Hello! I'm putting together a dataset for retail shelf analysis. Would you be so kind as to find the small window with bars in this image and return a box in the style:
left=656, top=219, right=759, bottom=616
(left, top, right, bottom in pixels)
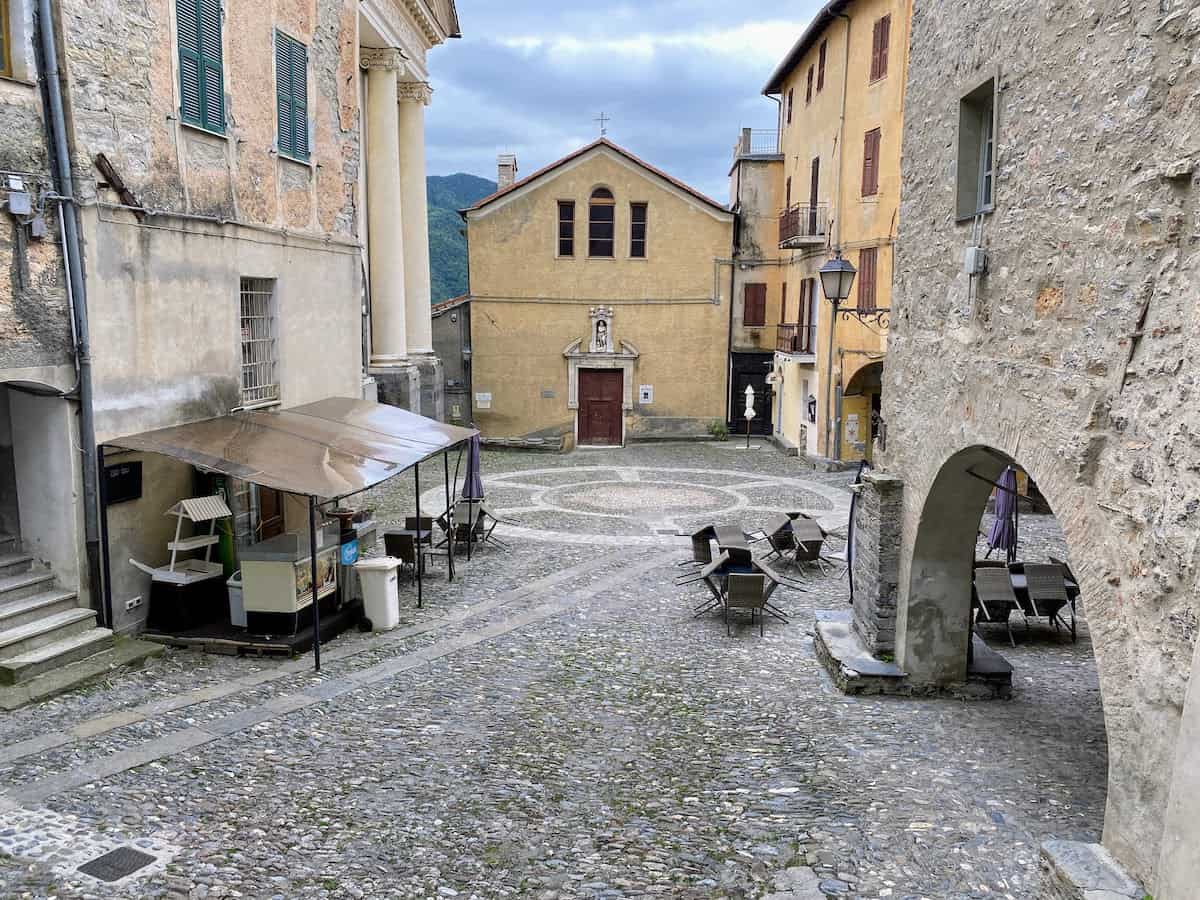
left=275, top=30, right=309, bottom=161
left=630, top=202, right=647, bottom=258
left=557, top=200, right=575, bottom=256
left=239, top=277, right=280, bottom=407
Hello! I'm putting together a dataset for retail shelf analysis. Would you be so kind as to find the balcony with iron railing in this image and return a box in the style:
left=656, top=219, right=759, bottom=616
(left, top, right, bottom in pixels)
left=778, top=203, right=830, bottom=248
left=733, top=128, right=781, bottom=161
left=776, top=323, right=817, bottom=356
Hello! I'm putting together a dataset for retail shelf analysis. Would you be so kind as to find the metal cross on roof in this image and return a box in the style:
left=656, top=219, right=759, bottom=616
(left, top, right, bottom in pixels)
left=595, top=111, right=610, bottom=137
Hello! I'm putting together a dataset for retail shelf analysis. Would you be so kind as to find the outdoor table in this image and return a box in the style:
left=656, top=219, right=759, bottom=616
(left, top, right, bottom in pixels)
left=714, top=525, right=750, bottom=550
left=393, top=528, right=433, bottom=545
left=1009, top=572, right=1080, bottom=602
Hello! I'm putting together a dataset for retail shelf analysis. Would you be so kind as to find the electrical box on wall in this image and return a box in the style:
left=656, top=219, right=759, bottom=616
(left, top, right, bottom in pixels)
left=963, top=246, right=988, bottom=276
left=104, top=461, right=143, bottom=505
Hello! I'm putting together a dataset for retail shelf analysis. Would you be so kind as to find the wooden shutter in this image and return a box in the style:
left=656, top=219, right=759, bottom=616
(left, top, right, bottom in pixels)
left=862, top=129, right=880, bottom=196
left=177, top=0, right=224, bottom=132
left=871, top=16, right=891, bottom=81
left=780, top=282, right=788, bottom=324
left=806, top=66, right=814, bottom=103
left=817, top=40, right=826, bottom=91
left=744, top=283, right=767, bottom=327
left=857, top=248, right=877, bottom=311
left=787, top=89, right=794, bottom=124
left=276, top=32, right=309, bottom=160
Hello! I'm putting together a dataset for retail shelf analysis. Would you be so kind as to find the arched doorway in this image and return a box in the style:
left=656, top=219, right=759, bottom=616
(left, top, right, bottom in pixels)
left=840, top=360, right=882, bottom=462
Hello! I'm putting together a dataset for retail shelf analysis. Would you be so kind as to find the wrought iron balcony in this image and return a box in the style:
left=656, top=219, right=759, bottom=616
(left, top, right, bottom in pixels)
left=776, top=323, right=817, bottom=355
left=778, top=203, right=829, bottom=248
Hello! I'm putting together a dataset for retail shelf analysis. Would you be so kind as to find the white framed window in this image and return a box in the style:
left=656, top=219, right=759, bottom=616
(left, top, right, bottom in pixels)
left=239, top=277, right=280, bottom=407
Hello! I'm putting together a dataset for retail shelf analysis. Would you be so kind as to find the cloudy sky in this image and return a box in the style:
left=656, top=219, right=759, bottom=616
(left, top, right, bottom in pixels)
left=425, top=1, right=822, bottom=201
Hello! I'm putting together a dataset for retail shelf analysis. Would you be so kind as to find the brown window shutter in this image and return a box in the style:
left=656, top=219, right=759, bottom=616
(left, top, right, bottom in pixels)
left=745, top=283, right=767, bottom=326
left=787, top=88, right=794, bottom=124
left=780, top=282, right=788, bottom=324
left=817, top=41, right=827, bottom=91
left=857, top=248, right=877, bottom=310
left=786, top=176, right=792, bottom=208
left=878, top=16, right=890, bottom=79
left=806, top=66, right=814, bottom=103
left=862, top=129, right=880, bottom=196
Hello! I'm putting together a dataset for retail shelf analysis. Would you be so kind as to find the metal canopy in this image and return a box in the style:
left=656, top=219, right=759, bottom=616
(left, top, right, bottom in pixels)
left=104, top=397, right=479, bottom=500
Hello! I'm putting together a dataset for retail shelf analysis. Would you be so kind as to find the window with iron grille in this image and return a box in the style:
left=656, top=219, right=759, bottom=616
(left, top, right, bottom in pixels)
left=557, top=200, right=575, bottom=256
left=239, top=277, right=280, bottom=407
left=177, top=0, right=224, bottom=133
left=630, top=202, right=647, bottom=258
left=275, top=30, right=309, bottom=161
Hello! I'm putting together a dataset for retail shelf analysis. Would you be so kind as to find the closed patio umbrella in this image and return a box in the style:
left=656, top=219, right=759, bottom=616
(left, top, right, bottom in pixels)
left=986, top=466, right=1019, bottom=563
left=460, top=434, right=484, bottom=558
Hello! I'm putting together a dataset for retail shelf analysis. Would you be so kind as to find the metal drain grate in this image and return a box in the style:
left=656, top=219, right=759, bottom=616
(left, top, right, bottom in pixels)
left=77, top=846, right=157, bottom=882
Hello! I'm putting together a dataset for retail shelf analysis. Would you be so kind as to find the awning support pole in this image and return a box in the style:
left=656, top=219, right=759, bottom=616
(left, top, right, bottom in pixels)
left=309, top=495, right=321, bottom=672
left=443, top=450, right=454, bottom=582
left=415, top=464, right=423, bottom=609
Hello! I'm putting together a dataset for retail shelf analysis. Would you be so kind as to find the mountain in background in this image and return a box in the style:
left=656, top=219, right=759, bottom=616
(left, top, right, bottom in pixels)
left=427, top=173, right=496, bottom=303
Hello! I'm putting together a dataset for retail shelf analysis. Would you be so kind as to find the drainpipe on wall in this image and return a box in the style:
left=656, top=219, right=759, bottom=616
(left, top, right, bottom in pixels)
left=36, top=0, right=105, bottom=624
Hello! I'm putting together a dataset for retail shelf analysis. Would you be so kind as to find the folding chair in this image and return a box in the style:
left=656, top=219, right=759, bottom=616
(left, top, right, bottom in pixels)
left=725, top=573, right=769, bottom=636
left=1026, top=562, right=1075, bottom=641
left=973, top=566, right=1019, bottom=647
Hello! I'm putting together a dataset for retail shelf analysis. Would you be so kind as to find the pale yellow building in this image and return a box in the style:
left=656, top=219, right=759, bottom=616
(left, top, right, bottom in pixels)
left=463, top=139, right=735, bottom=446
left=762, top=0, right=910, bottom=462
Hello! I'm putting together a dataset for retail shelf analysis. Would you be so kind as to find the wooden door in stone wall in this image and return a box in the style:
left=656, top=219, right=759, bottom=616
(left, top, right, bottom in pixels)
left=578, top=369, right=623, bottom=446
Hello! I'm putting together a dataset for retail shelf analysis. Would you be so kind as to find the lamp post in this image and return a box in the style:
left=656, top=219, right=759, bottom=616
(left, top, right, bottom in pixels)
left=818, top=251, right=857, bottom=461
left=744, top=384, right=756, bottom=450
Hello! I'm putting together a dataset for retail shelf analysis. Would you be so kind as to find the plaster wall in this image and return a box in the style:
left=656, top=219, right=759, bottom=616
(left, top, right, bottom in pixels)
left=467, top=147, right=733, bottom=440
left=731, top=157, right=786, bottom=353
left=774, top=357, right=818, bottom=457
left=770, top=0, right=906, bottom=459
left=882, top=0, right=1200, bottom=888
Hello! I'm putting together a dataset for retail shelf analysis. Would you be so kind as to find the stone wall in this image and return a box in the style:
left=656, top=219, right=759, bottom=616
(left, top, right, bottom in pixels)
left=881, top=0, right=1199, bottom=889
left=850, top=471, right=902, bottom=656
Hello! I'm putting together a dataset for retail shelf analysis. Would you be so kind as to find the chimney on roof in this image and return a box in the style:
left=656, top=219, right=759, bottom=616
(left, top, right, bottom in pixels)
left=497, top=153, right=518, bottom=190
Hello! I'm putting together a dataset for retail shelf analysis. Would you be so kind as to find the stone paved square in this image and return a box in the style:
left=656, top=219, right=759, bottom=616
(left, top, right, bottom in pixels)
left=0, top=444, right=1105, bottom=899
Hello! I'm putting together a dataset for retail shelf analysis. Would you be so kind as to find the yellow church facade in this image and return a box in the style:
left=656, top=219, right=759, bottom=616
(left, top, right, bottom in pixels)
left=763, top=0, right=911, bottom=462
left=463, top=139, right=735, bottom=447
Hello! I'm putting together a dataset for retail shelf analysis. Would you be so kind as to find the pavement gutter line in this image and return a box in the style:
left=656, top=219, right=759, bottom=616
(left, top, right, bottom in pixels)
left=5, top=554, right=667, bottom=806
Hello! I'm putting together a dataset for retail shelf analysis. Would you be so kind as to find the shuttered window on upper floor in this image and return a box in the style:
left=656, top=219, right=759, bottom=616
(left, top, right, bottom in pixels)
left=744, top=283, right=767, bottom=327
left=862, top=128, right=881, bottom=197
left=177, top=0, right=225, bottom=133
left=0, top=0, right=12, bottom=79
left=806, top=65, right=814, bottom=103
left=817, top=40, right=827, bottom=91
left=870, top=15, right=891, bottom=82
left=857, top=247, right=878, bottom=311
left=275, top=30, right=309, bottom=161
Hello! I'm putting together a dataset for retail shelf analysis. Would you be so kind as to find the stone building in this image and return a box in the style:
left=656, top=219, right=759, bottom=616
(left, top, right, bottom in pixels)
left=463, top=140, right=735, bottom=447
left=759, top=0, right=908, bottom=463
left=0, top=0, right=458, bottom=692
left=727, top=128, right=786, bottom=438
left=847, top=0, right=1200, bottom=894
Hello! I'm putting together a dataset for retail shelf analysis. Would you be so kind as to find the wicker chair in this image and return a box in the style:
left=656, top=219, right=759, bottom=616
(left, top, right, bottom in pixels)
left=1025, top=563, right=1075, bottom=641
left=974, top=566, right=1020, bottom=647
left=725, top=573, right=769, bottom=636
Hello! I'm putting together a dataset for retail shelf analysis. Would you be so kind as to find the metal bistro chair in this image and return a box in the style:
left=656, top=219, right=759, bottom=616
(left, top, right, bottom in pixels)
left=790, top=519, right=829, bottom=576
left=973, top=566, right=1020, bottom=647
left=725, top=573, right=769, bottom=636
left=384, top=531, right=439, bottom=578
left=1026, top=562, right=1076, bottom=641
left=753, top=558, right=806, bottom=623
left=683, top=552, right=731, bottom=618
left=675, top=529, right=714, bottom=578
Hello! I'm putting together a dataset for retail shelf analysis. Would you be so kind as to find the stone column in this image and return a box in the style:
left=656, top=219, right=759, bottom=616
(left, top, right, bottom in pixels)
left=851, top=471, right=903, bottom=656
left=361, top=49, right=407, bottom=365
left=397, top=81, right=434, bottom=356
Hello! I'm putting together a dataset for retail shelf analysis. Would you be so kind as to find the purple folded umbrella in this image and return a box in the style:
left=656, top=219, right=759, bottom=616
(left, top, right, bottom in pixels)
left=987, top=466, right=1019, bottom=562
left=461, top=433, right=484, bottom=501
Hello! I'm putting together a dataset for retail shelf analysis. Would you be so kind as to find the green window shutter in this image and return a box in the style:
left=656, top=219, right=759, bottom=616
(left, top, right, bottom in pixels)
left=275, top=31, right=309, bottom=160
left=177, top=0, right=224, bottom=132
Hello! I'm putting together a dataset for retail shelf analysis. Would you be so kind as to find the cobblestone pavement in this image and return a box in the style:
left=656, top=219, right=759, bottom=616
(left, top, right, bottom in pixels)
left=0, top=443, right=1106, bottom=900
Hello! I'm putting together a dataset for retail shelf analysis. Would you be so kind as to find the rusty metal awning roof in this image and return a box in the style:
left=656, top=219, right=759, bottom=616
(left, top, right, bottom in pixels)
left=104, top=397, right=479, bottom=499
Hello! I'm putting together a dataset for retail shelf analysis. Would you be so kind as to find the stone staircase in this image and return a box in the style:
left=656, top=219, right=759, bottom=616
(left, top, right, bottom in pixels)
left=0, top=534, right=162, bottom=709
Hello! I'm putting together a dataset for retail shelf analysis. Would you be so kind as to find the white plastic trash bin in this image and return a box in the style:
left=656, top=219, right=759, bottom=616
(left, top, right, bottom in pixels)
left=227, top=570, right=246, bottom=628
left=354, top=557, right=402, bottom=631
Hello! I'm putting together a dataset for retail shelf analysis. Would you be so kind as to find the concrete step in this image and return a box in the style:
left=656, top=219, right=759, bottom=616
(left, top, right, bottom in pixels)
left=0, top=626, right=114, bottom=685
left=0, top=636, right=164, bottom=709
left=0, top=607, right=97, bottom=661
left=0, top=569, right=57, bottom=604
left=0, top=552, right=34, bottom=578
left=0, top=589, right=80, bottom=632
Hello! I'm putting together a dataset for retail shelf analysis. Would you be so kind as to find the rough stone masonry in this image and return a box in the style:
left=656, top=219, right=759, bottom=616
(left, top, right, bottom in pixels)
left=877, top=0, right=1199, bottom=891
